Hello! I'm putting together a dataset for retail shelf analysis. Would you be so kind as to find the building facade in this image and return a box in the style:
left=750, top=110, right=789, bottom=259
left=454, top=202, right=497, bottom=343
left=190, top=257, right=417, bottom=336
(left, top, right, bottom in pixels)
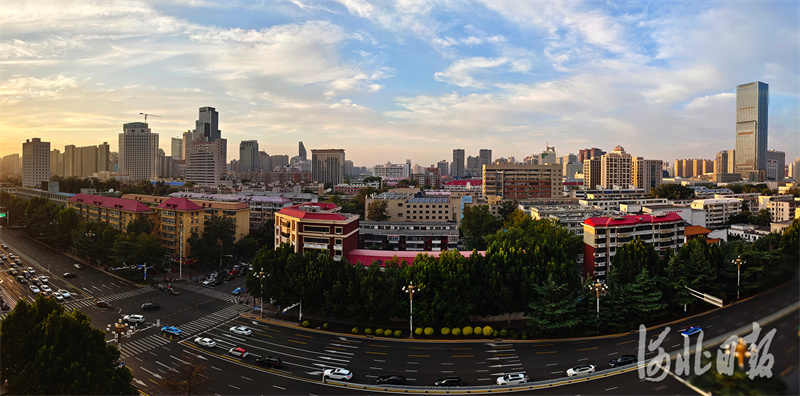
left=766, top=150, right=785, bottom=181
left=359, top=221, right=459, bottom=251
left=690, top=198, right=742, bottom=229
left=483, top=163, right=562, bottom=199
left=735, top=81, right=769, bottom=178
left=119, top=122, right=159, bottom=182
left=311, top=149, right=345, bottom=186
left=452, top=149, right=465, bottom=178
left=67, top=193, right=155, bottom=232
left=274, top=202, right=359, bottom=261
left=239, top=140, right=260, bottom=173
left=600, top=145, right=632, bottom=188
left=22, top=138, right=50, bottom=188
left=632, top=157, right=663, bottom=192
left=185, top=107, right=227, bottom=186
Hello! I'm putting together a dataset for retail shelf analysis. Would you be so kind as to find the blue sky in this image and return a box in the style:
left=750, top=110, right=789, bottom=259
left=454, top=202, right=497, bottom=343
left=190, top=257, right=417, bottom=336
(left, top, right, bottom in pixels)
left=1, top=0, right=798, bottom=169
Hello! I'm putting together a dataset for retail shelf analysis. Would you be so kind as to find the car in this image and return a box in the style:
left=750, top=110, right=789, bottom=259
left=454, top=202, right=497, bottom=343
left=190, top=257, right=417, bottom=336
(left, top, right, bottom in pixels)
left=74, top=263, right=82, bottom=269
left=29, top=284, right=41, bottom=294
left=95, top=300, right=113, bottom=309
left=0, top=254, right=5, bottom=260
left=16, top=276, right=26, bottom=283
left=161, top=326, right=182, bottom=336
left=194, top=337, right=216, bottom=348
left=609, top=355, right=637, bottom=367
left=496, top=373, right=529, bottom=385
left=64, top=272, right=77, bottom=278
left=229, top=347, right=248, bottom=358
left=202, top=277, right=216, bottom=285
left=376, top=375, right=407, bottom=385
left=39, top=276, right=48, bottom=283
left=40, top=284, right=52, bottom=293
left=52, top=293, right=64, bottom=302
left=9, top=269, right=18, bottom=276
left=323, top=368, right=353, bottom=381
left=681, top=326, right=702, bottom=337
left=14, top=259, right=22, bottom=266
left=566, top=364, right=596, bottom=377
left=22, top=270, right=30, bottom=278
left=57, top=289, right=71, bottom=298
left=1, top=243, right=7, bottom=249
left=228, top=268, right=238, bottom=276
left=434, top=376, right=464, bottom=386
left=256, top=356, right=282, bottom=368
left=232, top=287, right=245, bottom=295
left=124, top=314, right=145, bottom=323
left=141, top=302, right=161, bottom=311
left=27, top=267, right=35, bottom=274
left=230, top=326, right=252, bottom=336
left=9, top=262, right=17, bottom=269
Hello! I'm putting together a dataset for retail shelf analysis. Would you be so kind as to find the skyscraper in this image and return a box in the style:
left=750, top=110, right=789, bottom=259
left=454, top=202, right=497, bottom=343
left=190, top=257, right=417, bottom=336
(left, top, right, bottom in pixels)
left=22, top=138, right=50, bottom=188
left=600, top=145, right=632, bottom=189
left=311, top=149, right=345, bottom=186
left=299, top=141, right=307, bottom=160
left=734, top=81, right=768, bottom=179
left=239, top=140, right=260, bottom=172
left=119, top=122, right=159, bottom=181
left=767, top=150, right=785, bottom=181
left=171, top=137, right=183, bottom=160
left=185, top=107, right=227, bottom=186
left=479, top=149, right=492, bottom=169
left=452, top=149, right=465, bottom=178
left=437, top=160, right=449, bottom=177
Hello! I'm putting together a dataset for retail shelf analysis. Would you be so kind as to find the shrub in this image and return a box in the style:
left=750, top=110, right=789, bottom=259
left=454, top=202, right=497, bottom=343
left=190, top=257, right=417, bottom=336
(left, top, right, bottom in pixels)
left=414, top=327, right=423, bottom=336
left=441, top=327, right=451, bottom=336
left=451, top=327, right=461, bottom=336
left=493, top=330, right=499, bottom=338
left=394, top=330, right=402, bottom=337
left=522, top=332, right=529, bottom=340
left=511, top=331, right=519, bottom=340
left=301, top=320, right=310, bottom=328
left=462, top=326, right=473, bottom=336
left=474, top=326, right=482, bottom=336
left=351, top=327, right=359, bottom=335
left=424, top=327, right=434, bottom=336
left=365, top=328, right=373, bottom=335
left=500, top=329, right=508, bottom=338
left=323, top=323, right=329, bottom=330
left=376, top=328, right=384, bottom=335
left=482, top=326, right=493, bottom=337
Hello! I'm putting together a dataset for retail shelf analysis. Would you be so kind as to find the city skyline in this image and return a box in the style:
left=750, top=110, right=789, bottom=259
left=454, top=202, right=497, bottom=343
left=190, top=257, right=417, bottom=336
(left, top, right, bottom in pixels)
left=1, top=1, right=798, bottom=167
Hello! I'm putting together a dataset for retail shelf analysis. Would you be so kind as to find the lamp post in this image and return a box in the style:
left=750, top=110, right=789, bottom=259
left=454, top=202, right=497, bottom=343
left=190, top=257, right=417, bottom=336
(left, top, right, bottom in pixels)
left=588, top=279, right=608, bottom=318
left=257, top=271, right=267, bottom=318
left=402, top=282, right=419, bottom=338
left=106, top=319, right=130, bottom=354
left=732, top=255, right=745, bottom=300
left=85, top=230, right=95, bottom=264
left=179, top=225, right=183, bottom=280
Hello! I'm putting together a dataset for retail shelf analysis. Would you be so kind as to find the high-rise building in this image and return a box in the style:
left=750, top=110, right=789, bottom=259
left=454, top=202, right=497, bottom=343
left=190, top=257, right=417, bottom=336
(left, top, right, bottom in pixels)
left=583, top=157, right=601, bottom=190
left=258, top=151, right=271, bottom=171
left=452, top=149, right=465, bottom=178
left=735, top=81, right=768, bottom=179
left=466, top=156, right=481, bottom=176
left=540, top=145, right=557, bottom=165
left=119, top=122, right=159, bottom=182
left=483, top=163, right=562, bottom=199
left=715, top=150, right=731, bottom=174
left=600, top=145, right=632, bottom=189
left=311, top=149, right=345, bottom=186
left=1, top=154, right=20, bottom=175
left=344, top=159, right=354, bottom=177
left=50, top=149, right=61, bottom=176
left=437, top=160, right=449, bottom=177
left=299, top=141, right=307, bottom=160
left=22, top=138, right=50, bottom=188
left=479, top=149, right=492, bottom=169
left=171, top=137, right=183, bottom=160
left=185, top=107, right=227, bottom=186
left=632, top=158, right=663, bottom=192
left=766, top=150, right=785, bottom=181
left=239, top=140, right=260, bottom=173
left=579, top=147, right=606, bottom=163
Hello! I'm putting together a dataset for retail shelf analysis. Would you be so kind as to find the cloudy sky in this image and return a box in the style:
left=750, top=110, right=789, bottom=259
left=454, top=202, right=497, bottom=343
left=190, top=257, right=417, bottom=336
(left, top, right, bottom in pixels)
left=1, top=0, right=798, bottom=168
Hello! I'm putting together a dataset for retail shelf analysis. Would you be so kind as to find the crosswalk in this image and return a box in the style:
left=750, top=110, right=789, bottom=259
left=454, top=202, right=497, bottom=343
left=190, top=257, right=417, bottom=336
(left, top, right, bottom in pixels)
left=179, top=283, right=239, bottom=303
left=118, top=334, right=171, bottom=359
left=62, top=287, right=157, bottom=311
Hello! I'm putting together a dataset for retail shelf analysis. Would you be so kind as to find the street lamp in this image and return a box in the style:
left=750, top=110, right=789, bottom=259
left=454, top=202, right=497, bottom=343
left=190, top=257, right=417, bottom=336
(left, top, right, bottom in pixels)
left=732, top=255, right=746, bottom=300
left=85, top=230, right=95, bottom=264
left=106, top=319, right=131, bottom=354
left=588, top=279, right=608, bottom=318
left=402, top=282, right=419, bottom=338
left=257, top=271, right=267, bottom=318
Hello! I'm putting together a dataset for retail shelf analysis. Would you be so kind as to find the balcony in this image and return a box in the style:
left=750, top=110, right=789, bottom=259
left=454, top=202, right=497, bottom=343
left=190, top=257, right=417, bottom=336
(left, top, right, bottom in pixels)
left=304, top=242, right=329, bottom=250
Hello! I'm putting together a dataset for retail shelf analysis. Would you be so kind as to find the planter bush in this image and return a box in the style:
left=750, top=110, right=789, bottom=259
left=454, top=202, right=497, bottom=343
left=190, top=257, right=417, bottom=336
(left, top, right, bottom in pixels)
left=441, top=327, right=451, bottom=336
left=500, top=329, right=508, bottom=338
left=414, top=327, right=423, bottom=336
left=424, top=327, right=434, bottom=336
left=474, top=326, right=482, bottom=336
left=462, top=326, right=473, bottom=336
left=301, top=320, right=310, bottom=328
left=365, top=328, right=373, bottom=335
left=351, top=327, right=359, bottom=335
left=376, top=328, right=384, bottom=335
left=492, top=330, right=499, bottom=338
left=482, top=326, right=493, bottom=337
left=511, top=331, right=519, bottom=340
left=451, top=327, right=461, bottom=336
left=393, top=330, right=402, bottom=337
left=323, top=323, right=329, bottom=330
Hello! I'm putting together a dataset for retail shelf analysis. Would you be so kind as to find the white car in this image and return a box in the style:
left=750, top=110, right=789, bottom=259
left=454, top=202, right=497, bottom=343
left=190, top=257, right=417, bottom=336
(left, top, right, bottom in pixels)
left=123, top=314, right=145, bottom=323
left=39, top=276, right=49, bottom=283
left=496, top=373, right=529, bottom=385
left=27, top=267, right=35, bottom=274
left=29, top=285, right=41, bottom=294
left=41, top=284, right=52, bottom=293
left=53, top=293, right=64, bottom=302
left=566, top=364, right=596, bottom=377
left=323, top=368, right=354, bottom=381
left=230, top=326, right=252, bottom=336
left=57, top=289, right=71, bottom=298
left=194, top=337, right=216, bottom=347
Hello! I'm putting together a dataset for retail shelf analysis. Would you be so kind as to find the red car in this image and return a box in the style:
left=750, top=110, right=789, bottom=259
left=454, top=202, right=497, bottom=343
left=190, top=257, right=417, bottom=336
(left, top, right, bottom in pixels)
left=229, top=347, right=248, bottom=358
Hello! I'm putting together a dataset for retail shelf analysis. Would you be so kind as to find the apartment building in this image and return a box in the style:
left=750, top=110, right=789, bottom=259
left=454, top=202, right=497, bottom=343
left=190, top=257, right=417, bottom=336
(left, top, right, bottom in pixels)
left=768, top=199, right=800, bottom=222
left=482, top=163, right=562, bottom=199
left=690, top=198, right=742, bottom=229
left=274, top=202, right=359, bottom=261
left=582, top=213, right=685, bottom=282
left=67, top=193, right=155, bottom=232
left=359, top=221, right=459, bottom=251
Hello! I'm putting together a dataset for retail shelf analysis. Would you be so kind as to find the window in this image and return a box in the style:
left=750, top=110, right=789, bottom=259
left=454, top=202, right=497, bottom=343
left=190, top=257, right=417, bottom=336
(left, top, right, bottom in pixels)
left=335, top=227, right=343, bottom=234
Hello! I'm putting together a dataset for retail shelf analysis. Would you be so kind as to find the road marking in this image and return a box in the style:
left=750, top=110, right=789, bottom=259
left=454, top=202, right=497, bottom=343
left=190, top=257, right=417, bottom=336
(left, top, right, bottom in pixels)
left=654, top=385, right=666, bottom=391
left=671, top=344, right=680, bottom=348
left=408, top=354, right=429, bottom=357
left=241, top=376, right=252, bottom=380
left=476, top=369, right=488, bottom=372
left=617, top=340, right=634, bottom=345
left=272, top=385, right=284, bottom=390
left=367, top=351, right=387, bottom=355
left=326, top=346, right=345, bottom=351
left=370, top=344, right=389, bottom=348
left=709, top=316, right=719, bottom=320
left=494, top=353, right=515, bottom=356
left=578, top=358, right=588, bottom=361
left=605, top=387, right=618, bottom=391
left=212, top=366, right=222, bottom=371
left=786, top=345, right=797, bottom=354
left=577, top=347, right=598, bottom=351
left=256, top=332, right=273, bottom=337
left=551, top=371, right=561, bottom=374
left=441, top=370, right=453, bottom=373
left=452, top=355, right=474, bottom=358
left=405, top=369, right=417, bottom=372
left=780, top=366, right=794, bottom=377
left=407, top=361, right=419, bottom=364
left=370, top=366, right=382, bottom=370
left=546, top=363, right=558, bottom=366
left=441, top=362, right=453, bottom=365
left=374, top=359, right=385, bottom=362
left=536, top=351, right=556, bottom=354
left=573, top=340, right=591, bottom=344
left=532, top=343, right=553, bottom=347
left=452, top=347, right=472, bottom=350
left=228, top=385, right=240, bottom=390
left=608, top=352, right=618, bottom=355
left=289, top=339, right=307, bottom=345
left=294, top=333, right=313, bottom=338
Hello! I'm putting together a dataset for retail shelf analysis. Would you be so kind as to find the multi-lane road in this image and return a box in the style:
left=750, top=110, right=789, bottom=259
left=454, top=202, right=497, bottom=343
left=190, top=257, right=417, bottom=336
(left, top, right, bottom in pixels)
left=1, top=227, right=797, bottom=394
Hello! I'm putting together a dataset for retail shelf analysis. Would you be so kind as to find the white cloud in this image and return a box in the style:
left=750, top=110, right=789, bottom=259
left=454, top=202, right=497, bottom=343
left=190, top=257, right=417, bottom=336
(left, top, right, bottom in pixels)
left=434, top=57, right=509, bottom=88
left=0, top=74, right=80, bottom=104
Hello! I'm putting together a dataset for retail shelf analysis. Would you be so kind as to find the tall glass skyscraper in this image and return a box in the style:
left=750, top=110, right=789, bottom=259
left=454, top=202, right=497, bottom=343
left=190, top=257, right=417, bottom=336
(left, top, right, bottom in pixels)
left=734, top=81, right=768, bottom=179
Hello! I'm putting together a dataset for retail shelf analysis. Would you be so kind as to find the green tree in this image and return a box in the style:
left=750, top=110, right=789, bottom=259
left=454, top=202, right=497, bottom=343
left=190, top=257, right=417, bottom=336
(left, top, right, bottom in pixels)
left=126, top=214, right=155, bottom=236
left=497, top=200, right=520, bottom=224
left=233, top=236, right=260, bottom=263
left=0, top=296, right=136, bottom=394
left=649, top=184, right=695, bottom=199
left=526, top=275, right=581, bottom=336
left=460, top=205, right=501, bottom=250
left=367, top=199, right=390, bottom=221
left=188, top=216, right=236, bottom=270
left=608, top=237, right=662, bottom=284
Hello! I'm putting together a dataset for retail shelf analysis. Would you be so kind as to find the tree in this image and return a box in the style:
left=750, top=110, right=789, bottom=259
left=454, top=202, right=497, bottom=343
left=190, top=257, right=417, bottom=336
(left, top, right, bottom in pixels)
left=649, top=184, right=695, bottom=200
left=188, top=216, right=236, bottom=270
left=367, top=199, right=390, bottom=221
left=0, top=296, right=136, bottom=394
left=157, top=353, right=211, bottom=395
left=126, top=214, right=155, bottom=236
left=497, top=200, right=520, bottom=224
left=459, top=205, right=501, bottom=250
left=526, top=275, right=581, bottom=336
left=691, top=355, right=787, bottom=395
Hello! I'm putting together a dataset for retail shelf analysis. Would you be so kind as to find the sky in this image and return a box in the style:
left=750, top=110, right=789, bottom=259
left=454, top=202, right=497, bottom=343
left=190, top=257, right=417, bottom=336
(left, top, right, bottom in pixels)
left=1, top=0, right=798, bottom=169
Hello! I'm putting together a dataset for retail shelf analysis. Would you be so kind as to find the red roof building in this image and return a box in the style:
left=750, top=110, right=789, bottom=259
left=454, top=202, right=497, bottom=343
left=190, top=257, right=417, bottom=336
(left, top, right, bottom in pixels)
left=67, top=193, right=154, bottom=232
left=347, top=249, right=485, bottom=267
left=581, top=213, right=684, bottom=282
left=275, top=203, right=359, bottom=261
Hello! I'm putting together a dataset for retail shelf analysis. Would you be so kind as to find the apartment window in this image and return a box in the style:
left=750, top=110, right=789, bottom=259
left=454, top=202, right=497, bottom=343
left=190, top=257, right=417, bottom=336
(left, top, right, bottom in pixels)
left=335, top=227, right=343, bottom=234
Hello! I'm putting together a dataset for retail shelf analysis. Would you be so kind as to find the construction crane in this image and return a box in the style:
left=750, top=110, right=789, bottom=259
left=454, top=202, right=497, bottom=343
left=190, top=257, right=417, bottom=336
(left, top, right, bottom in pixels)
left=139, top=113, right=162, bottom=123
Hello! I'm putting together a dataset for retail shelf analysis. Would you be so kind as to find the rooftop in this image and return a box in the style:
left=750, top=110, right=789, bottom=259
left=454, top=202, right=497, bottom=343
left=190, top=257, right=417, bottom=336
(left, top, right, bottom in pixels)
left=347, top=249, right=485, bottom=267
left=69, top=194, right=152, bottom=213
left=278, top=202, right=355, bottom=221
left=583, top=213, right=683, bottom=227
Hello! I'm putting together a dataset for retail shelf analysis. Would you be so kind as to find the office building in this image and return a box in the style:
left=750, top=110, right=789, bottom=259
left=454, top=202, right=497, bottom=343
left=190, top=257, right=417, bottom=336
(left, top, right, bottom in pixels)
left=359, top=221, right=459, bottom=251
left=600, top=145, right=632, bottom=189
left=274, top=202, right=359, bottom=261
left=50, top=149, right=61, bottom=177
left=171, top=137, right=183, bottom=160
left=119, top=122, right=159, bottom=182
left=1, top=154, right=20, bottom=175
left=311, top=149, right=345, bottom=186
left=583, top=157, right=602, bottom=190
left=766, top=150, right=785, bottom=181
left=185, top=107, right=227, bottom=186
left=579, top=147, right=605, bottom=163
left=437, top=160, right=449, bottom=177
left=735, top=81, right=769, bottom=178
left=632, top=158, right=663, bottom=192
left=239, top=140, right=260, bottom=173
left=483, top=163, right=562, bottom=199
left=299, top=141, right=307, bottom=160
left=479, top=149, right=492, bottom=169
left=22, top=138, right=50, bottom=188
left=452, top=149, right=465, bottom=178
left=372, top=162, right=411, bottom=178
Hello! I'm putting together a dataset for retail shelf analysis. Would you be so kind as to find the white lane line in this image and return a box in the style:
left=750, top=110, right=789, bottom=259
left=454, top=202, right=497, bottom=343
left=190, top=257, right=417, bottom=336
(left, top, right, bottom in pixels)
left=607, top=352, right=618, bottom=356
left=578, top=358, right=588, bottom=361
left=374, top=359, right=385, bottom=362
left=405, top=369, right=417, bottom=373
left=211, top=366, right=222, bottom=371
left=229, top=385, right=240, bottom=390
left=407, top=362, right=419, bottom=365
left=671, top=344, right=680, bottom=348
left=241, top=376, right=252, bottom=381
left=478, top=378, right=491, bottom=381
left=441, top=371, right=453, bottom=373
left=273, top=385, right=284, bottom=390
left=370, top=367, right=382, bottom=370
left=546, top=363, right=558, bottom=366
left=551, top=371, right=561, bottom=374
left=477, top=369, right=488, bottom=372
left=606, top=387, right=618, bottom=391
